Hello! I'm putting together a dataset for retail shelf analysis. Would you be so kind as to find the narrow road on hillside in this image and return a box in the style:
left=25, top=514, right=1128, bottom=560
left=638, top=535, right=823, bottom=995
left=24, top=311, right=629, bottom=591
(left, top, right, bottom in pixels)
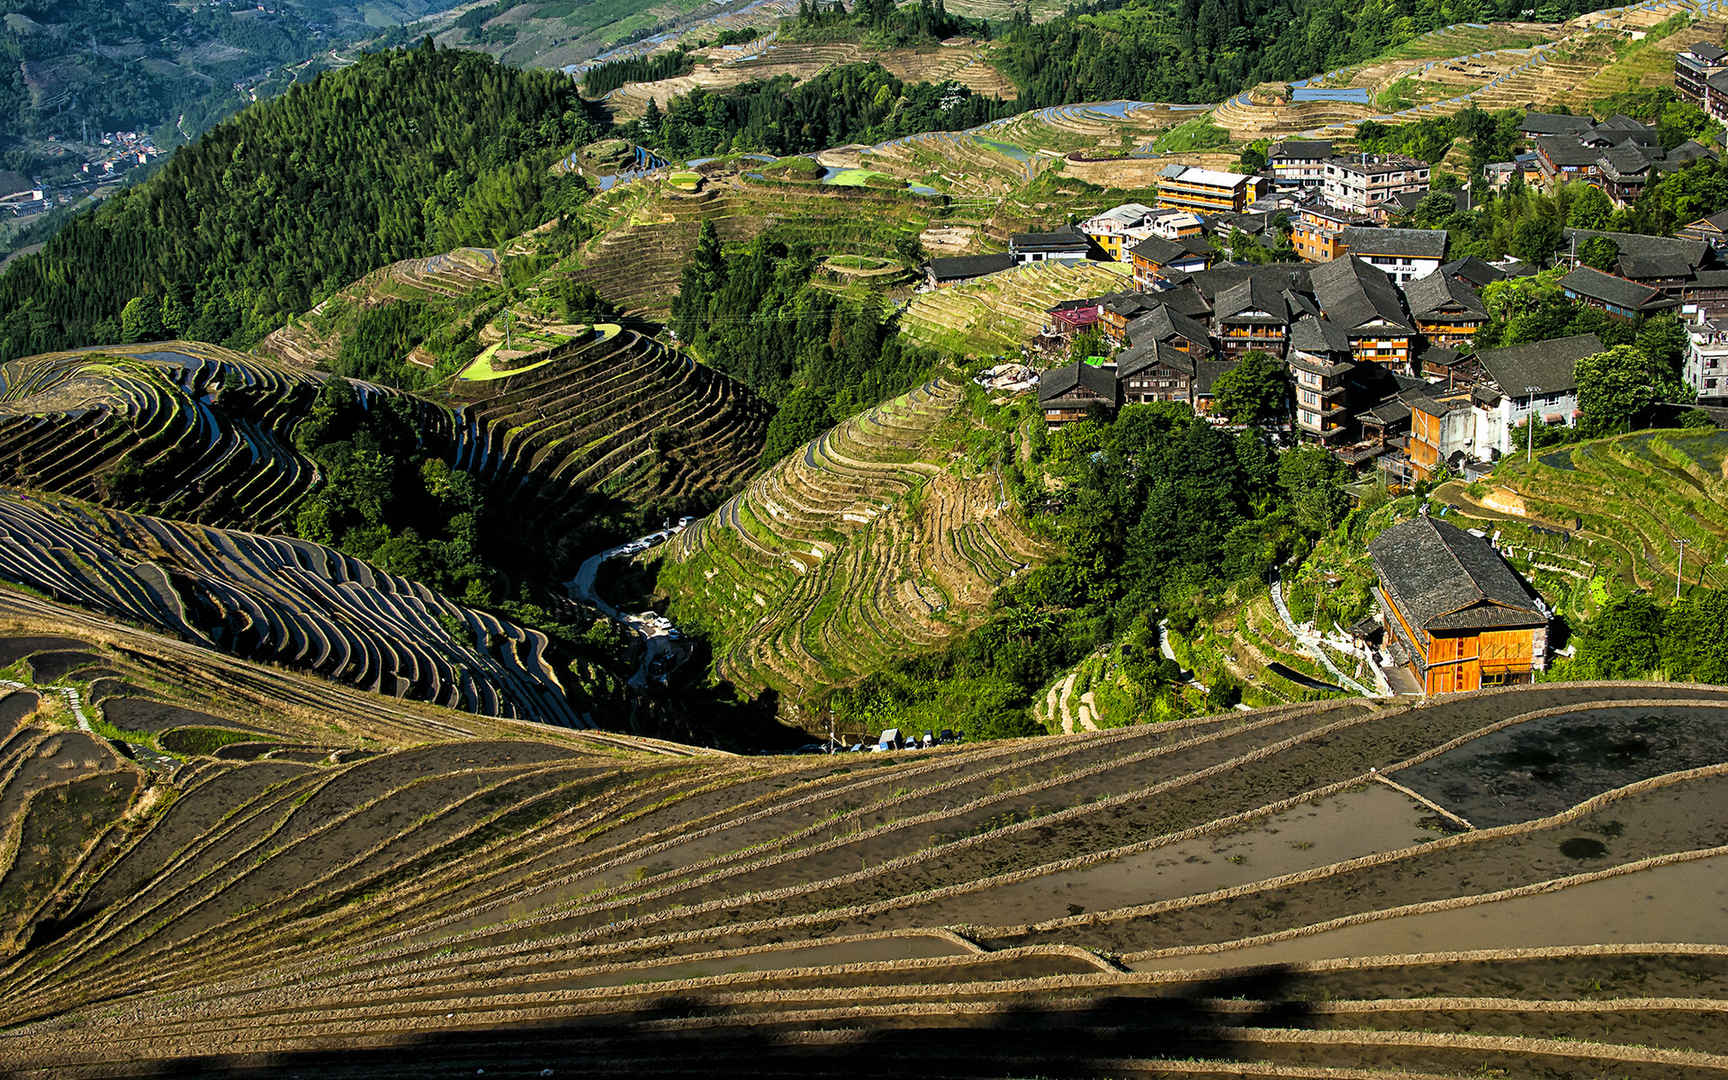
left=568, top=523, right=691, bottom=688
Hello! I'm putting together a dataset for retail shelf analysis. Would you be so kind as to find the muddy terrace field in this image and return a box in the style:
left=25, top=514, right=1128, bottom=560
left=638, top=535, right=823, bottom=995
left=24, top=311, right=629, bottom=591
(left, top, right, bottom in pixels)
left=1, top=667, right=1727, bottom=1078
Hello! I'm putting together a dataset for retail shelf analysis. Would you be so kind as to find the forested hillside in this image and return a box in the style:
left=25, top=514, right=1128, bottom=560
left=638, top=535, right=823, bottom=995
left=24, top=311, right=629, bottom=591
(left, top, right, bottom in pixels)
left=0, top=43, right=602, bottom=363
left=995, top=0, right=1605, bottom=106
left=632, top=63, right=1016, bottom=158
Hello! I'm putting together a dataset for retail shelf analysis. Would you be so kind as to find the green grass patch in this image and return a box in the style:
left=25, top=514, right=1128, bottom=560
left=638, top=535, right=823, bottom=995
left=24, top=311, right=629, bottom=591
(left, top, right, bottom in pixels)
left=1149, top=116, right=1230, bottom=153
left=454, top=323, right=620, bottom=381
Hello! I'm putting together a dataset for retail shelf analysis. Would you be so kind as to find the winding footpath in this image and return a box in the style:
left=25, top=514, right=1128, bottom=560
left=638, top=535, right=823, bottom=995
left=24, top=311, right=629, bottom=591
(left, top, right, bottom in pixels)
left=568, top=525, right=691, bottom=688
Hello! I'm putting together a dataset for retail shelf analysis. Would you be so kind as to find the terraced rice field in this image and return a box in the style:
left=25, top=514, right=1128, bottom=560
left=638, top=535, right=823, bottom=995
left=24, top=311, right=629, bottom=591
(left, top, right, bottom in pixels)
left=0, top=492, right=595, bottom=727
left=259, top=247, right=501, bottom=369
left=4, top=680, right=1728, bottom=1077
left=436, top=327, right=770, bottom=508
left=0, top=342, right=326, bottom=533
left=902, top=260, right=1130, bottom=355
left=1436, top=427, right=1728, bottom=601
left=657, top=378, right=1052, bottom=706
left=0, top=330, right=767, bottom=543
left=565, top=179, right=934, bottom=318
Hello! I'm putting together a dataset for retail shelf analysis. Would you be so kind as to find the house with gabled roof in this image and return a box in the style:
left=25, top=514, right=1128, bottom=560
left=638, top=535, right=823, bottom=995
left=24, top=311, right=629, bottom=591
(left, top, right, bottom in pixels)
left=1559, top=265, right=1680, bottom=320
left=1677, top=208, right=1728, bottom=247
left=1128, top=234, right=1213, bottom=291
left=1338, top=226, right=1447, bottom=285
left=1472, top=331, right=1603, bottom=457
left=1038, top=362, right=1117, bottom=425
left=1212, top=276, right=1292, bottom=358
left=1402, top=271, right=1487, bottom=350
left=1676, top=41, right=1728, bottom=104
left=1369, top=516, right=1548, bottom=695
left=1310, top=255, right=1417, bottom=372
left=1123, top=302, right=1213, bottom=356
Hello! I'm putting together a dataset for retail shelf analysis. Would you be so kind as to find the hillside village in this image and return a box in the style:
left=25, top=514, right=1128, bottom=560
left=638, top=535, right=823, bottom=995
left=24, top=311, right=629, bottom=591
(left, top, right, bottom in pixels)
left=1002, top=102, right=1728, bottom=488
left=4, top=3, right=1728, bottom=1073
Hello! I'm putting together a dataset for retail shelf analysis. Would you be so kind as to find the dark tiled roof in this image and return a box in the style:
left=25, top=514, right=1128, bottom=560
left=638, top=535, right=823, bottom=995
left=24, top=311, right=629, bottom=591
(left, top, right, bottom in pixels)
left=1402, top=271, right=1487, bottom=319
left=1125, top=303, right=1212, bottom=351
left=1173, top=263, right=1312, bottom=305
left=1521, top=111, right=1594, bottom=136
left=1564, top=228, right=1708, bottom=267
left=1129, top=234, right=1211, bottom=264
left=1536, top=135, right=1601, bottom=168
left=1687, top=41, right=1728, bottom=62
left=1192, top=358, right=1237, bottom=396
left=1369, top=516, right=1545, bottom=633
left=1038, top=361, right=1116, bottom=404
left=1664, top=140, right=1718, bottom=168
left=1474, top=331, right=1604, bottom=395
left=1440, top=256, right=1507, bottom=289
left=1561, top=265, right=1675, bottom=311
left=1340, top=226, right=1448, bottom=260
left=1597, top=142, right=1655, bottom=178
left=1310, top=255, right=1413, bottom=334
left=1214, top=276, right=1289, bottom=323
left=1287, top=313, right=1353, bottom=358
left=1417, top=345, right=1462, bottom=373
left=1012, top=227, right=1090, bottom=252
left=1118, top=339, right=1194, bottom=380
left=1272, top=139, right=1333, bottom=160
left=1153, top=283, right=1215, bottom=318
left=1617, top=252, right=1695, bottom=280
left=929, top=253, right=1014, bottom=280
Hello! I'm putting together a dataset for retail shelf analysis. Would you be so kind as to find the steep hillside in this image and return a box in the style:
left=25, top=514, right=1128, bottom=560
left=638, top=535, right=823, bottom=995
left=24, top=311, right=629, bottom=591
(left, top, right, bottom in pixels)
left=3, top=681, right=1728, bottom=1076
left=1435, top=427, right=1728, bottom=621
left=656, top=378, right=1052, bottom=712
left=0, top=45, right=602, bottom=362
left=0, top=491, right=604, bottom=727
left=0, top=336, right=767, bottom=555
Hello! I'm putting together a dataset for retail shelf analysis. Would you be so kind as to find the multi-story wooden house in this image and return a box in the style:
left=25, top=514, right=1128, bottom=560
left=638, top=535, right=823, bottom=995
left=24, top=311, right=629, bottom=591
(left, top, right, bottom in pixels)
left=1123, top=302, right=1213, bottom=357
left=1402, top=271, right=1487, bottom=350
left=1128, top=234, right=1213, bottom=291
left=1677, top=41, right=1728, bottom=104
left=1037, top=362, right=1117, bottom=425
left=1369, top=516, right=1548, bottom=695
left=1212, top=276, right=1293, bottom=358
left=1311, top=255, right=1417, bottom=372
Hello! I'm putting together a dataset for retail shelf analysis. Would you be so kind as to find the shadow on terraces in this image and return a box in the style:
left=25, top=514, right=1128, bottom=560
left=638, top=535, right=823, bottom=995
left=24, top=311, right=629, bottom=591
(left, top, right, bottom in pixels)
left=126, top=965, right=1313, bottom=1078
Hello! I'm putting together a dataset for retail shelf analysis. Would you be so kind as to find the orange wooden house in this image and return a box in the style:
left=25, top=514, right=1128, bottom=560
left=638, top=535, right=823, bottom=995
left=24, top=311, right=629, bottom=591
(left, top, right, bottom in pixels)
left=1368, top=516, right=1548, bottom=695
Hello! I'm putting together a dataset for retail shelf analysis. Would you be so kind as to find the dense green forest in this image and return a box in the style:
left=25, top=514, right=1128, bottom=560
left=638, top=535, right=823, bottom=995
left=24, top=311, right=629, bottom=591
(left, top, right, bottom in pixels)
left=785, top=0, right=989, bottom=46
left=634, top=63, right=1016, bottom=158
left=993, top=0, right=1607, bottom=107
left=0, top=43, right=602, bottom=363
left=671, top=221, right=934, bottom=465
left=583, top=49, right=697, bottom=96
left=830, top=403, right=1351, bottom=738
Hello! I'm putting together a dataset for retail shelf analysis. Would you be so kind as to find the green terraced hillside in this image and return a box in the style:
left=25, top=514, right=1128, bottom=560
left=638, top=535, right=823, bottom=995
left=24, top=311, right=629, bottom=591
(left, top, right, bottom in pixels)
left=656, top=377, right=1053, bottom=712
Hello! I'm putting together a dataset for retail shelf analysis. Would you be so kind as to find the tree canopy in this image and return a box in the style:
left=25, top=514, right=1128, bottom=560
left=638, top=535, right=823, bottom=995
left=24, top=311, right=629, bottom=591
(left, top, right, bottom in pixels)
left=0, top=43, right=602, bottom=362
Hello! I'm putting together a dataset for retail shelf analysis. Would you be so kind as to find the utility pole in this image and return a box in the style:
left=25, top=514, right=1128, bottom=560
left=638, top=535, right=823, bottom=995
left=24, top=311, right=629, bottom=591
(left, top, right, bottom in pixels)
left=1525, top=385, right=1542, bottom=463
left=1677, top=537, right=1691, bottom=600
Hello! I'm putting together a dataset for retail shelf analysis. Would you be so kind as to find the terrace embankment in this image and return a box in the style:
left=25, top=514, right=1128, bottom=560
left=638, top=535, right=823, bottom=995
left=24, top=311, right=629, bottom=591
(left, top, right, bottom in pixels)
left=4, top=682, right=1728, bottom=1077
left=655, top=377, right=1053, bottom=713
